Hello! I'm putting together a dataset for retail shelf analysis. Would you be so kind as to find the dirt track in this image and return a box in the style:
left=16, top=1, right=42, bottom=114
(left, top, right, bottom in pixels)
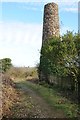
left=9, top=79, right=66, bottom=118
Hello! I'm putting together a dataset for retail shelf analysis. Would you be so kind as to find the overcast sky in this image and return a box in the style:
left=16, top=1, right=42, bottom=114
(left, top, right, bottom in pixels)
left=0, top=0, right=79, bottom=67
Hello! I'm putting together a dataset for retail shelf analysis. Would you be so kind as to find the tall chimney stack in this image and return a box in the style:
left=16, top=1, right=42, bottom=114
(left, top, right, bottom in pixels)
left=42, top=2, right=60, bottom=43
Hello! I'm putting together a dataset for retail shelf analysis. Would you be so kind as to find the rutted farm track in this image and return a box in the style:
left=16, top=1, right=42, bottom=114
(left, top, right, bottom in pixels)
left=7, top=79, right=66, bottom=118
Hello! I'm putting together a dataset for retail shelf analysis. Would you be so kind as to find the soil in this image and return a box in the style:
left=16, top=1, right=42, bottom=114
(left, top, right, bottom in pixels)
left=7, top=79, right=66, bottom=118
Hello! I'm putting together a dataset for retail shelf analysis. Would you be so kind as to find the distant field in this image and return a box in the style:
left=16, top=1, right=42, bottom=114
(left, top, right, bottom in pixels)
left=6, top=66, right=38, bottom=79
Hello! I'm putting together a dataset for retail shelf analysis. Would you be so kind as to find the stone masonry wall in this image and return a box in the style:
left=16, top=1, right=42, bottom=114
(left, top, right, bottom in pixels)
left=42, top=2, right=60, bottom=42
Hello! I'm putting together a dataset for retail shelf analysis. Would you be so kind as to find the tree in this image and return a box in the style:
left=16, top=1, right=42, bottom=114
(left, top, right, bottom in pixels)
left=0, top=58, right=12, bottom=72
left=62, top=32, right=78, bottom=90
left=39, top=31, right=78, bottom=90
left=74, top=33, right=80, bottom=108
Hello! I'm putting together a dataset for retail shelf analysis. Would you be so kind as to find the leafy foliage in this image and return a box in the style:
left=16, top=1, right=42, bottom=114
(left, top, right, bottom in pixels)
left=39, top=31, right=80, bottom=91
left=0, top=58, right=12, bottom=72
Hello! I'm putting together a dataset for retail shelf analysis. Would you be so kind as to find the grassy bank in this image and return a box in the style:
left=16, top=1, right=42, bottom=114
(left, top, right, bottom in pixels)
left=21, top=80, right=78, bottom=118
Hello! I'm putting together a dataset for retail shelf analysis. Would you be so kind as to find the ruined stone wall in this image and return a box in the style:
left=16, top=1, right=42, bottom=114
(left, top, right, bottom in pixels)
left=42, top=2, right=60, bottom=42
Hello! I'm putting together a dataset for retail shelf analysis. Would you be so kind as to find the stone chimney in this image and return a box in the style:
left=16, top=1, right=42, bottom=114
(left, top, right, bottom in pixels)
left=42, top=2, right=60, bottom=43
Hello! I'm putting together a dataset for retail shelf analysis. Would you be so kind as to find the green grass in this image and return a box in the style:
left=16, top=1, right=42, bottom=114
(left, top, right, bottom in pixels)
left=22, top=80, right=78, bottom=118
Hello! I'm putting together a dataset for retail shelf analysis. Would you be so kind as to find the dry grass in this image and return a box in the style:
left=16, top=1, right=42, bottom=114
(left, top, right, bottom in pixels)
left=6, top=67, right=38, bottom=79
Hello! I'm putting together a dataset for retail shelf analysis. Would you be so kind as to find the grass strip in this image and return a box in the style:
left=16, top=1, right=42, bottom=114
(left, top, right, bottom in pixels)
left=18, top=80, right=78, bottom=118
